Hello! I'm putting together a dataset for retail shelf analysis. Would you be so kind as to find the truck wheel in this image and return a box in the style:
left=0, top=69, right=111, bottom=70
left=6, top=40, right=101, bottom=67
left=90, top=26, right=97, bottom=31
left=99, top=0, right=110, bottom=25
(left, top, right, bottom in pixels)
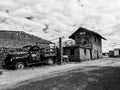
left=47, top=58, right=54, bottom=65
left=15, top=62, right=25, bottom=70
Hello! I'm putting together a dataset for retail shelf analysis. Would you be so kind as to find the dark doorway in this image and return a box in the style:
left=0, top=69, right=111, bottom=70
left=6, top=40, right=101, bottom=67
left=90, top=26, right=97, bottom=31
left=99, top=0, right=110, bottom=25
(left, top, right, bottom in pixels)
left=90, top=49, right=92, bottom=60
left=119, top=50, right=120, bottom=55
left=97, top=50, right=99, bottom=59
left=70, top=49, right=75, bottom=55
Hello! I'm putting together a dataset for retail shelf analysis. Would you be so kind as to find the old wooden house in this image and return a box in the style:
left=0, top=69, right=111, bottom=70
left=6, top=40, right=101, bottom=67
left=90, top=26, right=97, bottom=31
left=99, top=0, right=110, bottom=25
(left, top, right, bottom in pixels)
left=64, top=27, right=106, bottom=61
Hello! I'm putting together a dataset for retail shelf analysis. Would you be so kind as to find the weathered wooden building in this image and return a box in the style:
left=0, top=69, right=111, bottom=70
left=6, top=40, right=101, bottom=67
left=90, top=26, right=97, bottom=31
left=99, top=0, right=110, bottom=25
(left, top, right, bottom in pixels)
left=64, top=27, right=106, bottom=61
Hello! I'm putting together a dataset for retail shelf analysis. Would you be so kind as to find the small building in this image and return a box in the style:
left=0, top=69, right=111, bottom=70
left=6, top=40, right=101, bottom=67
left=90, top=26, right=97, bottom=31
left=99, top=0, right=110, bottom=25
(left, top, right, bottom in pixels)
left=113, top=48, right=120, bottom=57
left=64, top=27, right=106, bottom=61
left=108, top=48, right=120, bottom=57
left=108, top=50, right=114, bottom=57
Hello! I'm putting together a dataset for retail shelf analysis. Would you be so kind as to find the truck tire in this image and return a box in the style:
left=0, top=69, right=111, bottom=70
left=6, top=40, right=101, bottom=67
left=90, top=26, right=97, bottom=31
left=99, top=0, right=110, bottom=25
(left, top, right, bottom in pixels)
left=15, top=62, right=25, bottom=70
left=47, top=58, right=54, bottom=65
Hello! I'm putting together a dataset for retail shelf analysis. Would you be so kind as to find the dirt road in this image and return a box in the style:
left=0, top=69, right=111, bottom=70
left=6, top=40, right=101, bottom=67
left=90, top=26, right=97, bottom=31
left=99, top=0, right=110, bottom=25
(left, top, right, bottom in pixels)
left=8, top=66, right=120, bottom=90
left=0, top=58, right=120, bottom=90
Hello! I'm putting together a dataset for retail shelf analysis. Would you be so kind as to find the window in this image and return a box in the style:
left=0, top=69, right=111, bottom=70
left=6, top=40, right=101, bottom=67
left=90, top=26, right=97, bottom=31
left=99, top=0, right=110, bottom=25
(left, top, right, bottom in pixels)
left=70, top=49, right=75, bottom=55
left=80, top=32, right=86, bottom=35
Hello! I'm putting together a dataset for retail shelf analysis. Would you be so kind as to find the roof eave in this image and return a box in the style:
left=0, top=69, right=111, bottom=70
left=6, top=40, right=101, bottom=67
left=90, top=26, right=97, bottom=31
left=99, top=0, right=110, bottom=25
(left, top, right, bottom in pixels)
left=101, top=37, right=107, bottom=40
left=69, top=35, right=75, bottom=39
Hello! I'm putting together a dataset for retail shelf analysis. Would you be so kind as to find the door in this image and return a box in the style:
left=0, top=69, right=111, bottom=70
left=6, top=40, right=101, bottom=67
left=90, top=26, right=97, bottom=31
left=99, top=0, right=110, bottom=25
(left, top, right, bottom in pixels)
left=29, top=46, right=40, bottom=63
left=90, top=49, right=92, bottom=60
left=97, top=50, right=99, bottom=59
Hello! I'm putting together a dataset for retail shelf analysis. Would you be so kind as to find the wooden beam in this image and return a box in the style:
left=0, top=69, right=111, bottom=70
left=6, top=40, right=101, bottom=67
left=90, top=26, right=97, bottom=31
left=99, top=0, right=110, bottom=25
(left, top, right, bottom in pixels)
left=59, top=38, right=63, bottom=64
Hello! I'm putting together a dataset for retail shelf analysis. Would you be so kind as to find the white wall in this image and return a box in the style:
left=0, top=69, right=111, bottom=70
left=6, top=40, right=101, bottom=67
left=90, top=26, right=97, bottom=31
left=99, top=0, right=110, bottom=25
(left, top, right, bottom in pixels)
left=114, top=50, right=119, bottom=56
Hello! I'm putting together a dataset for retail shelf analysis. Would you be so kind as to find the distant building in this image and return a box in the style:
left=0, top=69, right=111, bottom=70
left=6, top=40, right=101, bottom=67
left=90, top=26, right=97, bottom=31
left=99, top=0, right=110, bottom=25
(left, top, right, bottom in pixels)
left=108, top=50, right=114, bottom=57
left=64, top=27, right=106, bottom=61
left=108, top=48, right=120, bottom=57
left=114, top=48, right=120, bottom=57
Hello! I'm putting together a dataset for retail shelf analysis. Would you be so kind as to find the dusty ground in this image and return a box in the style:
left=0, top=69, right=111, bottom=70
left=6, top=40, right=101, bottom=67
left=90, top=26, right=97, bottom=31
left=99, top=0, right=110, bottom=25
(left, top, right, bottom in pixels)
left=0, top=57, right=120, bottom=90
left=8, top=66, right=120, bottom=90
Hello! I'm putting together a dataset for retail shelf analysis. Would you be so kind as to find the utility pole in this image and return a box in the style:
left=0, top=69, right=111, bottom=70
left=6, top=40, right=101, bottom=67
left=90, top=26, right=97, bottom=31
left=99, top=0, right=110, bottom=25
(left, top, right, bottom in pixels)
left=59, top=37, right=63, bottom=64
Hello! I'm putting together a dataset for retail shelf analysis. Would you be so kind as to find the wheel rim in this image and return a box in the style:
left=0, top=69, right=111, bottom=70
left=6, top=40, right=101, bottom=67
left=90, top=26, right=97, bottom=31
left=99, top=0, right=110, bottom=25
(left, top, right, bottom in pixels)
left=16, top=63, right=24, bottom=70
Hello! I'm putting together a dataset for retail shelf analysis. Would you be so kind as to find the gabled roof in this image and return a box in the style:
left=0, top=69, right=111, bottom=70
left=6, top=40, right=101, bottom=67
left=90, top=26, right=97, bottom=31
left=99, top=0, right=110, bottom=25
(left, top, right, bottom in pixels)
left=69, top=27, right=106, bottom=40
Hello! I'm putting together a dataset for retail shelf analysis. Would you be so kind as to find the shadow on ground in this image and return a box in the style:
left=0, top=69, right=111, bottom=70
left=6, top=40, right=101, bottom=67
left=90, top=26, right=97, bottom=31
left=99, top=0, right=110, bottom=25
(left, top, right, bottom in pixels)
left=86, top=66, right=120, bottom=90
left=6, top=66, right=120, bottom=90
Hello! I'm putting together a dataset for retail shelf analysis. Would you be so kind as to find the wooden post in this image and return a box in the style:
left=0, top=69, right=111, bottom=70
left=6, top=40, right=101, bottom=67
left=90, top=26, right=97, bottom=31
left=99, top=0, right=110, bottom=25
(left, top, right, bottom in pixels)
left=59, top=38, right=63, bottom=64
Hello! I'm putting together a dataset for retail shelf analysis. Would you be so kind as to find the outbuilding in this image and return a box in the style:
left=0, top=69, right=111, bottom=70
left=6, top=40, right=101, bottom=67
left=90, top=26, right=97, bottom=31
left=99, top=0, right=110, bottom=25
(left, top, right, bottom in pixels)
left=108, top=50, right=114, bottom=57
left=114, top=48, right=120, bottom=57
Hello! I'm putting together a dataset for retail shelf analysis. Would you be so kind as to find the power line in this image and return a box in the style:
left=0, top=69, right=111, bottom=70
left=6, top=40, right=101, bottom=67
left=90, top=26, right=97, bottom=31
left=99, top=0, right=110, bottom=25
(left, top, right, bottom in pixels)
left=49, top=36, right=65, bottom=41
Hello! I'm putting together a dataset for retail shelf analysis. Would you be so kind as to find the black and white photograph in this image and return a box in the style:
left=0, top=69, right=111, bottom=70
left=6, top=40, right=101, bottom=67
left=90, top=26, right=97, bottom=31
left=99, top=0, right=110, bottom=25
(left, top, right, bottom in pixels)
left=0, top=0, right=120, bottom=90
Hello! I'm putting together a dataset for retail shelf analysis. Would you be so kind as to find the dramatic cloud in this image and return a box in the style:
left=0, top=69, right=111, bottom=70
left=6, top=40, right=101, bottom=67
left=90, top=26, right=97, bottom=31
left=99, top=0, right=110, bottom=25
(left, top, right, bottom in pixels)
left=0, top=0, right=120, bottom=52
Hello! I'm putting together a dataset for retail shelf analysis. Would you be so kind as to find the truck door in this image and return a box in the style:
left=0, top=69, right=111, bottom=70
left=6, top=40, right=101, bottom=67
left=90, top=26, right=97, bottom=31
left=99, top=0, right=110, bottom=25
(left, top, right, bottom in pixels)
left=29, top=46, right=40, bottom=63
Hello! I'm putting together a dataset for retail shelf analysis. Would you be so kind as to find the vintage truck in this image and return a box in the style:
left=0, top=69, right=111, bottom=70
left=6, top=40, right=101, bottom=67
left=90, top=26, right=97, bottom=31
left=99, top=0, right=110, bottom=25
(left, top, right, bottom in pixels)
left=2, top=45, right=60, bottom=70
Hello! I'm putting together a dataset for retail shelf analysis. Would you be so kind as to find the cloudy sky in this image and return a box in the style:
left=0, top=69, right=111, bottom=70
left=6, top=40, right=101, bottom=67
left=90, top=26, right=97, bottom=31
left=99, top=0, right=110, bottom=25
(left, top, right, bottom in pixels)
left=0, top=0, right=120, bottom=52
